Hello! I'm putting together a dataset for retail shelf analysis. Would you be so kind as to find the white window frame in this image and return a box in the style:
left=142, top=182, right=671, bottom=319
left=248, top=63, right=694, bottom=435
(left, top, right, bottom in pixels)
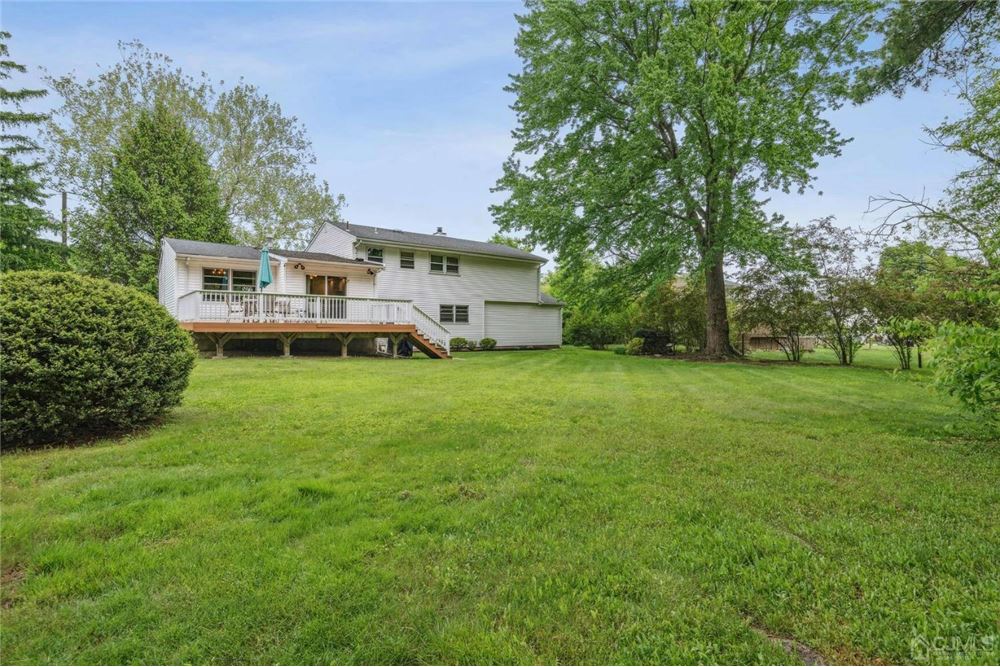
left=440, top=304, right=469, bottom=324
left=203, top=268, right=257, bottom=292
left=400, top=251, right=415, bottom=269
left=431, top=254, right=459, bottom=275
left=367, top=247, right=384, bottom=264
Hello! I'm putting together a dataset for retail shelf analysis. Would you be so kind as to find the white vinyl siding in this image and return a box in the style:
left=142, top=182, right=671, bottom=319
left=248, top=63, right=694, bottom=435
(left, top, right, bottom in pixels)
left=365, top=245, right=543, bottom=340
left=484, top=302, right=562, bottom=348
left=307, top=223, right=357, bottom=257
left=171, top=256, right=375, bottom=300
left=158, top=241, right=177, bottom=315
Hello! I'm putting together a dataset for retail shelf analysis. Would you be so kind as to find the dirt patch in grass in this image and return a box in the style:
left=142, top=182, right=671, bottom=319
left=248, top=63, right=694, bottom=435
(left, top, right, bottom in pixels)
left=1, top=564, right=26, bottom=608
left=753, top=627, right=828, bottom=665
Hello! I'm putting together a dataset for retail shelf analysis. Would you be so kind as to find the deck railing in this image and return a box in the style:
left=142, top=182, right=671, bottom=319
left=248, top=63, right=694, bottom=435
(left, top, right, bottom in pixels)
left=176, top=290, right=450, bottom=354
left=177, top=290, right=412, bottom=325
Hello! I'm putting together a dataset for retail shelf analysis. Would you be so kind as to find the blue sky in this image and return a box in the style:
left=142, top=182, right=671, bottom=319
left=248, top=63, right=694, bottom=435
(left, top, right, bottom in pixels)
left=3, top=1, right=972, bottom=259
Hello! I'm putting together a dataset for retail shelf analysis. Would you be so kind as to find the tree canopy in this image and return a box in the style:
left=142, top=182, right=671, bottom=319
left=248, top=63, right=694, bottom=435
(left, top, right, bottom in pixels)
left=854, top=0, right=999, bottom=100
left=43, top=40, right=344, bottom=248
left=72, top=102, right=231, bottom=293
left=493, top=1, right=873, bottom=356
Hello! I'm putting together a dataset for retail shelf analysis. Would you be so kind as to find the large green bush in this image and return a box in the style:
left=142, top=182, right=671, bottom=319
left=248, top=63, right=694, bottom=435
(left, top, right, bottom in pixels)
left=1, top=271, right=196, bottom=448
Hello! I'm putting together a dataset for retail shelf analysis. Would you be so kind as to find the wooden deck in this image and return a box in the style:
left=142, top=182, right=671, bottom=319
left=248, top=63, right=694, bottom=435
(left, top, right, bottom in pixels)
left=179, top=322, right=450, bottom=359
left=174, top=290, right=452, bottom=359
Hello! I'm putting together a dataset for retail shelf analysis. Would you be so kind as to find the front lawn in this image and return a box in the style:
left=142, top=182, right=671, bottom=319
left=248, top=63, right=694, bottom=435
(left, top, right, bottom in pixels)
left=2, top=349, right=997, bottom=664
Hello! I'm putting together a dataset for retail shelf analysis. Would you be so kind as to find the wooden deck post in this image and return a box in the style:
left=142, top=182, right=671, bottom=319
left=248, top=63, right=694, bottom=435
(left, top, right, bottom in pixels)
left=209, top=333, right=232, bottom=359
left=278, top=333, right=298, bottom=357
left=335, top=333, right=354, bottom=358
left=389, top=333, right=400, bottom=358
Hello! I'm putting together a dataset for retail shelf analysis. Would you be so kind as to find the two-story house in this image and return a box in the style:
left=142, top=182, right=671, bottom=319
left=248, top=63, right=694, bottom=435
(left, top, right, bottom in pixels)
left=158, top=221, right=563, bottom=358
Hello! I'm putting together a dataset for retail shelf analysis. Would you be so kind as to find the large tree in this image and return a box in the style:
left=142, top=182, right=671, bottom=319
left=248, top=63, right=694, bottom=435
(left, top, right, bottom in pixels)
left=0, top=31, right=66, bottom=271
left=492, top=1, right=872, bottom=356
left=854, top=0, right=999, bottom=100
left=43, top=41, right=344, bottom=248
left=73, top=102, right=231, bottom=293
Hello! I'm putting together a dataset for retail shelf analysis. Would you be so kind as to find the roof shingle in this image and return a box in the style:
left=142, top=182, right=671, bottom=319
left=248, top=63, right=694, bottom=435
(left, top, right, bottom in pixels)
left=164, top=238, right=380, bottom=266
left=333, top=222, right=546, bottom=263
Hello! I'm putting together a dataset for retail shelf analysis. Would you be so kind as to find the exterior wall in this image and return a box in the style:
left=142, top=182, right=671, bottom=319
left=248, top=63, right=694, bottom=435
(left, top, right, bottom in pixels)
left=308, top=223, right=358, bottom=258
left=365, top=243, right=543, bottom=340
left=484, top=302, right=562, bottom=348
left=170, top=255, right=375, bottom=300
left=158, top=242, right=178, bottom=316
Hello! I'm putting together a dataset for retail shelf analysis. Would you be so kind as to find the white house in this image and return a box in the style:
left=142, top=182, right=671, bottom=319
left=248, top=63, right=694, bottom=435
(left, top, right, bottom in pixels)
left=158, top=221, right=563, bottom=358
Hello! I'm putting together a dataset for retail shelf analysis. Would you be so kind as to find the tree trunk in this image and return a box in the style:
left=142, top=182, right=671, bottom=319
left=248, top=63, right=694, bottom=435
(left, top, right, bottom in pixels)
left=704, top=255, right=737, bottom=357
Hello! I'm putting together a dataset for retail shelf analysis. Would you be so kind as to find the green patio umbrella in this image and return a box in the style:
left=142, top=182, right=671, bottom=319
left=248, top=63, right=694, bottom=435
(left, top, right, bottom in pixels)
left=258, top=247, right=273, bottom=291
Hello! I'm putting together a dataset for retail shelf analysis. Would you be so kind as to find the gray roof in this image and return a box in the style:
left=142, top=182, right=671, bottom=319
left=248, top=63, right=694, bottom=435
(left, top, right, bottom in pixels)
left=333, top=222, right=546, bottom=263
left=539, top=292, right=564, bottom=306
left=164, top=238, right=381, bottom=266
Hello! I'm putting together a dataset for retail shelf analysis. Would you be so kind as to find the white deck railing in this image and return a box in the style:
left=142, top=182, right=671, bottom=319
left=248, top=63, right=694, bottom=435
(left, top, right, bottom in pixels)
left=176, top=290, right=450, bottom=354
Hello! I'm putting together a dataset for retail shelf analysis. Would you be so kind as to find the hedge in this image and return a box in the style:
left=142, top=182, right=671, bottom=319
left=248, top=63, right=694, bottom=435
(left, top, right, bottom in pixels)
left=1, top=271, right=196, bottom=448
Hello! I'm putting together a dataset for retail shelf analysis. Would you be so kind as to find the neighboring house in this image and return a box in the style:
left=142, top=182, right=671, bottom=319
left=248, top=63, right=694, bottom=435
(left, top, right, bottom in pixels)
left=158, top=222, right=562, bottom=358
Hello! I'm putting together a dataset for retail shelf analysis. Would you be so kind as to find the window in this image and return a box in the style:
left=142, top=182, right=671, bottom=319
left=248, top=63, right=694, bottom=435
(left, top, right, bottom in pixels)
left=431, top=254, right=459, bottom=274
left=439, top=304, right=469, bottom=324
left=400, top=251, right=415, bottom=269
left=231, top=270, right=256, bottom=292
left=306, top=275, right=347, bottom=296
left=203, top=268, right=229, bottom=291
left=203, top=268, right=257, bottom=292
left=367, top=247, right=383, bottom=264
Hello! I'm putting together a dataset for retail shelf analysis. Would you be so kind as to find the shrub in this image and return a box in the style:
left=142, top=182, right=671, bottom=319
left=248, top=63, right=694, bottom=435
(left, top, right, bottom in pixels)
left=466, top=339, right=478, bottom=351
left=625, top=337, right=644, bottom=355
left=564, top=310, right=630, bottom=349
left=450, top=337, right=468, bottom=351
left=1, top=271, right=196, bottom=448
left=479, top=337, right=497, bottom=351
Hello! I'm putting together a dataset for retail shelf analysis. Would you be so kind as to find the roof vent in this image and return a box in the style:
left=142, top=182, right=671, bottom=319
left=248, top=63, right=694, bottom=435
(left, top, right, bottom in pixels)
left=433, top=226, right=446, bottom=236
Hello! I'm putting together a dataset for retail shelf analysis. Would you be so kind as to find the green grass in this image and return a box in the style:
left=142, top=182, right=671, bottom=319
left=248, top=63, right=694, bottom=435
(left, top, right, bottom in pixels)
left=2, top=348, right=998, bottom=664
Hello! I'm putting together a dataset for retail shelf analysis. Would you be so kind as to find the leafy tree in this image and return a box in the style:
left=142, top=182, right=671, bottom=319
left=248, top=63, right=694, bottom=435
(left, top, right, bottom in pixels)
left=487, top=232, right=536, bottom=253
left=492, top=1, right=874, bottom=357
left=854, top=0, right=999, bottom=100
left=0, top=31, right=66, bottom=271
left=73, top=102, right=231, bottom=293
left=869, top=71, right=999, bottom=268
left=636, top=277, right=706, bottom=352
left=545, top=258, right=633, bottom=349
left=806, top=219, right=875, bottom=366
left=734, top=259, right=823, bottom=363
left=930, top=267, right=999, bottom=421
left=43, top=40, right=343, bottom=248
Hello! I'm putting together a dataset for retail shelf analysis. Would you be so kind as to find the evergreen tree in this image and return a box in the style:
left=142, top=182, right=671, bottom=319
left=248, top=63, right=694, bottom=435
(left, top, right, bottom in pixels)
left=0, top=31, right=65, bottom=271
left=73, top=101, right=231, bottom=293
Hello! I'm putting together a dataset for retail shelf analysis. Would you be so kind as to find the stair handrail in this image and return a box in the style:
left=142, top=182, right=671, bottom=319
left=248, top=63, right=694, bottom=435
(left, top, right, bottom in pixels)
left=411, top=305, right=451, bottom=356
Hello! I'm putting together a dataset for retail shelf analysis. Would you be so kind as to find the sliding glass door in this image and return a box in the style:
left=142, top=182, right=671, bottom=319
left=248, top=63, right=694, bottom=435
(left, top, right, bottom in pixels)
left=306, top=275, right=348, bottom=319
